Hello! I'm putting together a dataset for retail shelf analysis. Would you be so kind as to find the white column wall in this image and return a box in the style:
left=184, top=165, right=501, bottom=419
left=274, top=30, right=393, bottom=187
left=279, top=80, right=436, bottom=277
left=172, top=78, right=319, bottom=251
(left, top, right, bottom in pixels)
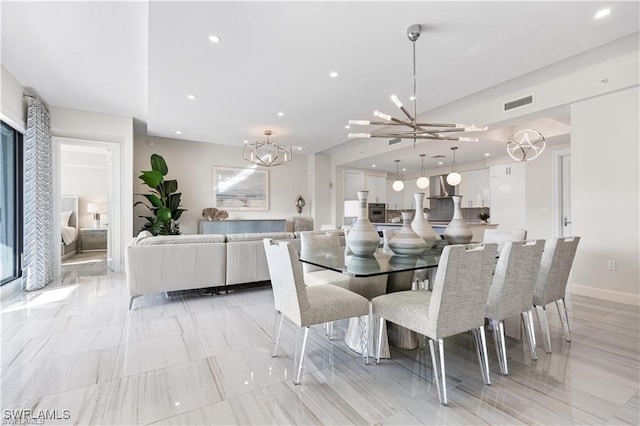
left=570, top=87, right=639, bottom=304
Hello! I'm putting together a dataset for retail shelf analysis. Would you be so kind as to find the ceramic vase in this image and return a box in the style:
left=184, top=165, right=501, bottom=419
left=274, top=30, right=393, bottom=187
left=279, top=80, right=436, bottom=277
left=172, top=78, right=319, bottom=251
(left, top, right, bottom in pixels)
left=444, top=195, right=473, bottom=244
left=388, top=212, right=427, bottom=256
left=411, top=193, right=441, bottom=248
left=345, top=191, right=380, bottom=256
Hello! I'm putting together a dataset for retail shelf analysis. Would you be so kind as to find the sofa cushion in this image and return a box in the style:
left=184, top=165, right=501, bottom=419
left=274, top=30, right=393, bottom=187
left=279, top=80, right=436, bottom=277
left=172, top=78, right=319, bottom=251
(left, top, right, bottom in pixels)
left=138, top=234, right=226, bottom=245
left=136, top=230, right=153, bottom=244
left=226, top=232, right=295, bottom=242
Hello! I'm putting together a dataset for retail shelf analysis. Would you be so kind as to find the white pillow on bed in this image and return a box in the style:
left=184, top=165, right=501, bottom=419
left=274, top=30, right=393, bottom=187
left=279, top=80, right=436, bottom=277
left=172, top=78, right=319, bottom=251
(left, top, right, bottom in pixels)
left=61, top=211, right=73, bottom=227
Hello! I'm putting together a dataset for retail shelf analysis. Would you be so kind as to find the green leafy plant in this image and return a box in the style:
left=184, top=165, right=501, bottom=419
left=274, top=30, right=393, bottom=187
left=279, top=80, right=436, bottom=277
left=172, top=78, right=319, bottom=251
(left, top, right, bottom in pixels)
left=135, top=154, right=186, bottom=235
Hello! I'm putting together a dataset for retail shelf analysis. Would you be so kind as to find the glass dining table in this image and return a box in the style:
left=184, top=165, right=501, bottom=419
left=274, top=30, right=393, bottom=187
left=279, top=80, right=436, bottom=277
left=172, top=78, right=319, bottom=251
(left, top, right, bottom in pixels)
left=299, top=245, right=444, bottom=355
left=298, top=246, right=442, bottom=278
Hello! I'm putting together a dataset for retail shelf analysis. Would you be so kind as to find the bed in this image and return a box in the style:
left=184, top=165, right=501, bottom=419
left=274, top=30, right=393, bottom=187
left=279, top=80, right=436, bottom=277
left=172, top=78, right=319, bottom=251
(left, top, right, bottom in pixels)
left=61, top=195, right=79, bottom=260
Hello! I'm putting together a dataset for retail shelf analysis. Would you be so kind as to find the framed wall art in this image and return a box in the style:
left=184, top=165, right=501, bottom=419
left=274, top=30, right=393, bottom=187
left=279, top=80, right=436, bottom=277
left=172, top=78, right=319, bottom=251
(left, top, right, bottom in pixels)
left=212, top=166, right=269, bottom=210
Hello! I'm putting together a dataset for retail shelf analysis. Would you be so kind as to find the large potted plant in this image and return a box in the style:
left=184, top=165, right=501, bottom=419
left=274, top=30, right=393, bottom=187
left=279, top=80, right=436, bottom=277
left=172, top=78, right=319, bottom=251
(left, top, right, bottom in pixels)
left=135, top=154, right=186, bottom=235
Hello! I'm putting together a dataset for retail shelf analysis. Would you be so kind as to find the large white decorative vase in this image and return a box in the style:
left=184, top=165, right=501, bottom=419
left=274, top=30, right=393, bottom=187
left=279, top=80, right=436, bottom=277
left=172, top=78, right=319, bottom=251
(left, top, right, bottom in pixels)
left=388, top=212, right=427, bottom=256
left=444, top=195, right=473, bottom=244
left=411, top=193, right=441, bottom=248
left=345, top=191, right=380, bottom=256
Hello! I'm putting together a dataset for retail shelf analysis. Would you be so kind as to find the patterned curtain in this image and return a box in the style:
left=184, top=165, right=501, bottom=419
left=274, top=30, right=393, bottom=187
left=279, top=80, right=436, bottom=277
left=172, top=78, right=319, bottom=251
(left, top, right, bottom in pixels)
left=22, top=96, right=53, bottom=291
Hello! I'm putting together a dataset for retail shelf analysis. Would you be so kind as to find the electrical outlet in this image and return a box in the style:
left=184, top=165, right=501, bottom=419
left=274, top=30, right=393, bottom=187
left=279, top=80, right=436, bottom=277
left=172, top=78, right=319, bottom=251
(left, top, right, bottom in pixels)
left=607, top=260, right=617, bottom=271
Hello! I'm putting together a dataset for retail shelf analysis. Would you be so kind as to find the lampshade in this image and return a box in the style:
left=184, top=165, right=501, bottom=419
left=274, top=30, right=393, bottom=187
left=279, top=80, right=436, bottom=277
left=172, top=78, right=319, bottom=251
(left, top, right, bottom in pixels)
left=87, top=203, right=99, bottom=214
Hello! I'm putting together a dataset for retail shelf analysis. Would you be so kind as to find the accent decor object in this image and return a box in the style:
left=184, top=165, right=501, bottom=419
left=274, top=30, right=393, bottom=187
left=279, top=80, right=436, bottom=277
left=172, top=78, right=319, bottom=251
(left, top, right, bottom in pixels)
left=346, top=191, right=381, bottom=257
left=416, top=154, right=430, bottom=189
left=444, top=195, right=473, bottom=244
left=388, top=212, right=427, bottom=256
left=392, top=160, right=404, bottom=192
left=446, top=147, right=462, bottom=187
left=201, top=207, right=228, bottom=221
left=243, top=130, right=292, bottom=167
left=507, top=129, right=546, bottom=161
left=411, top=193, right=441, bottom=248
left=348, top=24, right=486, bottom=146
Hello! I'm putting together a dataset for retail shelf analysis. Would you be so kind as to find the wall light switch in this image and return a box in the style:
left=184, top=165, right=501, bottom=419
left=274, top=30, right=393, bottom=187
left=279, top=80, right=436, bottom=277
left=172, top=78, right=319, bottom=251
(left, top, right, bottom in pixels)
left=607, top=260, right=617, bottom=271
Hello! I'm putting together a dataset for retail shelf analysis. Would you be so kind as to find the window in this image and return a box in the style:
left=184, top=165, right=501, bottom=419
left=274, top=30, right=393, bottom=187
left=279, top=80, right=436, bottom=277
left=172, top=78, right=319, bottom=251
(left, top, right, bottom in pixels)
left=0, top=121, right=23, bottom=285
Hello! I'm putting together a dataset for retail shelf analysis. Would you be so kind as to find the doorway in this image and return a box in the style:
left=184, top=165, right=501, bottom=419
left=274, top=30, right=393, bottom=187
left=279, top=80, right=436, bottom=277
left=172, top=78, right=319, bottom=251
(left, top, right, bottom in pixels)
left=53, top=137, right=121, bottom=280
left=552, top=148, right=572, bottom=238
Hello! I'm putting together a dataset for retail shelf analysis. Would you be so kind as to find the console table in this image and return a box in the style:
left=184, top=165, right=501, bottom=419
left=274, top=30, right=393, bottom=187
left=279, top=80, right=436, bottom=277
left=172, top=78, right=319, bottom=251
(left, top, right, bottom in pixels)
left=198, top=219, right=286, bottom=234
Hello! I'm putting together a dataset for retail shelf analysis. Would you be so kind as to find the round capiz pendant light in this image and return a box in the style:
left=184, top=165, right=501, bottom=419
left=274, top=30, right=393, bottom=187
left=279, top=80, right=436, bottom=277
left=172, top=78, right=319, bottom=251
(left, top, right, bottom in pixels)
left=446, top=147, right=462, bottom=187
left=446, top=172, right=462, bottom=186
left=416, top=154, right=430, bottom=189
left=392, top=159, right=404, bottom=192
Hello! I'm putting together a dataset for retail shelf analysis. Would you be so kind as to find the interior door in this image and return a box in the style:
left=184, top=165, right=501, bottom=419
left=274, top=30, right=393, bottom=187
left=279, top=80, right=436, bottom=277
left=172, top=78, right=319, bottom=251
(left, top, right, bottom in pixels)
left=561, top=154, right=572, bottom=236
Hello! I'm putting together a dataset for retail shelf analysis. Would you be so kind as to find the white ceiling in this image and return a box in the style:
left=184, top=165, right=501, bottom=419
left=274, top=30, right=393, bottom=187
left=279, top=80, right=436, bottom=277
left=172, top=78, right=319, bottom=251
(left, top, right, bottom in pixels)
left=2, top=1, right=639, bottom=173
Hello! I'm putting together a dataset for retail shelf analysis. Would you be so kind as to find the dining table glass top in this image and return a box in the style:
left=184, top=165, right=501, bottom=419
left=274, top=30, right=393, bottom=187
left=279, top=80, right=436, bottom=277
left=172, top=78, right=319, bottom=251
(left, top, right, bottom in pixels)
left=298, top=246, right=442, bottom=277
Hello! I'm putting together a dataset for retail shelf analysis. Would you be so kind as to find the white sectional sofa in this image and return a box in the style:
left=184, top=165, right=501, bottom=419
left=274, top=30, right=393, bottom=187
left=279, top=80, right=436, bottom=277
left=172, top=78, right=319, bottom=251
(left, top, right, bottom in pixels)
left=125, top=231, right=305, bottom=309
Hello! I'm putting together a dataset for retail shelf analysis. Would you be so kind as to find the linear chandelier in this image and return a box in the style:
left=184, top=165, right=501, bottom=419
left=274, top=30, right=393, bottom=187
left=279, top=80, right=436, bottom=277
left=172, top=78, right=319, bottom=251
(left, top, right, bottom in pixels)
left=243, top=130, right=292, bottom=167
left=348, top=24, right=486, bottom=145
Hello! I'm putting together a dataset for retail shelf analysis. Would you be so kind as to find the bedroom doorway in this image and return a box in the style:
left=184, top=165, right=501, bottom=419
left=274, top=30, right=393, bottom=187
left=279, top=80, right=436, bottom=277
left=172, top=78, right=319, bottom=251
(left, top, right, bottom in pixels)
left=53, top=138, right=121, bottom=282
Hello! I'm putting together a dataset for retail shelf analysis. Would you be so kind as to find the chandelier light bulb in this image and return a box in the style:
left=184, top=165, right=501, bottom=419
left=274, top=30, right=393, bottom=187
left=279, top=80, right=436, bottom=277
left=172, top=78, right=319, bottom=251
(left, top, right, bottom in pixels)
left=348, top=133, right=371, bottom=139
left=349, top=120, right=370, bottom=125
left=390, top=95, right=403, bottom=108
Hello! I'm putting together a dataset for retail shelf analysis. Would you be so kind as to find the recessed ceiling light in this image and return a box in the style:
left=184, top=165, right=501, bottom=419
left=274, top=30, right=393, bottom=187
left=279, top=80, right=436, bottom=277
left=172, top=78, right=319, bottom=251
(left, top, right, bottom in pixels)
left=594, top=8, right=611, bottom=19
left=329, top=71, right=339, bottom=78
left=484, top=152, right=490, bottom=157
left=297, top=147, right=303, bottom=151
left=345, top=125, right=350, bottom=129
left=176, top=131, right=182, bottom=135
left=402, top=168, right=407, bottom=172
left=187, top=95, right=195, bottom=100
left=277, top=112, right=284, bottom=117
left=371, top=165, right=376, bottom=168
left=208, top=35, right=221, bottom=43
left=438, top=161, right=443, bottom=165
left=243, top=140, right=249, bottom=144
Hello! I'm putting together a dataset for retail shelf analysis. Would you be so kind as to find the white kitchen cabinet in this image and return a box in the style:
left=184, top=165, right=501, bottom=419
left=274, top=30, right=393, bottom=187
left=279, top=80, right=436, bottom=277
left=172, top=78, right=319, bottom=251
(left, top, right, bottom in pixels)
left=489, top=162, right=525, bottom=231
left=366, top=175, right=387, bottom=204
left=459, top=169, right=491, bottom=207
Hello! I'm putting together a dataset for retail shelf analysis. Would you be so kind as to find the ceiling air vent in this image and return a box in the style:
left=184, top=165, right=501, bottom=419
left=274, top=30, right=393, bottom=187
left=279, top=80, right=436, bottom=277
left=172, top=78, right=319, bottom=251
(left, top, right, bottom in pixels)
left=388, top=138, right=401, bottom=146
left=504, top=94, right=534, bottom=111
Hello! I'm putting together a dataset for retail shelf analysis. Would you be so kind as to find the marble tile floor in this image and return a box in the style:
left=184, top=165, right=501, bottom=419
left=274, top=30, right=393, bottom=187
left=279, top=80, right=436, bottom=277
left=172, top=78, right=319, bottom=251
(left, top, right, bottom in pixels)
left=1, top=270, right=638, bottom=425
left=60, top=252, right=108, bottom=286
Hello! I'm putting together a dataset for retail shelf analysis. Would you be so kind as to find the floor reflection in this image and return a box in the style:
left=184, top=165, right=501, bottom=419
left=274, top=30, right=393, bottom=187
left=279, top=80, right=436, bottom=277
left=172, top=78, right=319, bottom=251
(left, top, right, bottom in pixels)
left=61, top=251, right=107, bottom=284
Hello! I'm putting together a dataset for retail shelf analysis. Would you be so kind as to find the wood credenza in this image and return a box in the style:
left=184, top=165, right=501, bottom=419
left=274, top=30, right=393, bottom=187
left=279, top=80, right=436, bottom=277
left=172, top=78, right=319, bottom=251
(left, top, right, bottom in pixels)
left=198, top=219, right=287, bottom=234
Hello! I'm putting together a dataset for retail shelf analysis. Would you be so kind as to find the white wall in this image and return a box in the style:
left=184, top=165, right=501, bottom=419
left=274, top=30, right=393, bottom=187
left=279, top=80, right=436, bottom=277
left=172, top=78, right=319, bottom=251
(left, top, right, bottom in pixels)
left=61, top=150, right=108, bottom=228
left=570, top=87, right=639, bottom=304
left=310, top=153, right=333, bottom=229
left=1, top=66, right=26, bottom=132
left=133, top=135, right=310, bottom=235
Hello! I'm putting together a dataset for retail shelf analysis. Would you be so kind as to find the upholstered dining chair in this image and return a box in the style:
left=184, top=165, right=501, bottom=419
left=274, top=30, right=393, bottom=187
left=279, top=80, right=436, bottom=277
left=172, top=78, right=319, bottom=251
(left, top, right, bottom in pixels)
left=299, top=231, right=350, bottom=288
left=483, top=229, right=528, bottom=253
left=372, top=243, right=498, bottom=406
left=263, top=239, right=370, bottom=385
left=485, top=239, right=545, bottom=375
left=533, top=236, right=581, bottom=353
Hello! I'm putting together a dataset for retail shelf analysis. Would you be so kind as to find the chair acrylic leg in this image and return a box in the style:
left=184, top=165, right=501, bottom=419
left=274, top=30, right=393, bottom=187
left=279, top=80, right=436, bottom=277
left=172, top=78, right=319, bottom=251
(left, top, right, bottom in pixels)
left=272, top=311, right=284, bottom=358
left=535, top=305, right=552, bottom=353
left=359, top=315, right=369, bottom=365
left=473, top=327, right=491, bottom=385
left=294, top=327, right=310, bottom=385
left=490, top=319, right=508, bottom=375
left=556, top=298, right=571, bottom=342
left=522, top=310, right=538, bottom=360
left=376, top=317, right=385, bottom=364
left=429, top=338, right=447, bottom=406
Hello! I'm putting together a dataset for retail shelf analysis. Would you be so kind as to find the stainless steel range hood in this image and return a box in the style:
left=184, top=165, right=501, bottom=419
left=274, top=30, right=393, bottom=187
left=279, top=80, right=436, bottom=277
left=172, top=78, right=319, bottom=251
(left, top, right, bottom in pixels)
left=429, top=175, right=457, bottom=198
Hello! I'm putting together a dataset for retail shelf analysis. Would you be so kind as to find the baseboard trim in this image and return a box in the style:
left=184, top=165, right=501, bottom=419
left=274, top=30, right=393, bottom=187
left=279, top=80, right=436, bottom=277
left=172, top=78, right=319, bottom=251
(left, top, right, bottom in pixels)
left=570, top=284, right=640, bottom=307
